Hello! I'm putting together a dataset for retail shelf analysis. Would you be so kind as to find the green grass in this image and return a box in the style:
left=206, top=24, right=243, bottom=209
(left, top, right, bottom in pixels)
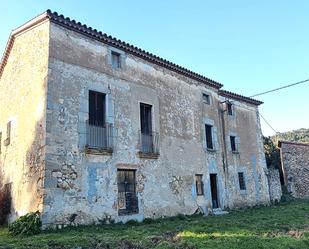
left=0, top=199, right=308, bottom=249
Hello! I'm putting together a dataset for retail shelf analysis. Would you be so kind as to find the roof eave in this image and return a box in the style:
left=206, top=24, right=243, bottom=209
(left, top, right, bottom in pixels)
left=219, top=90, right=263, bottom=106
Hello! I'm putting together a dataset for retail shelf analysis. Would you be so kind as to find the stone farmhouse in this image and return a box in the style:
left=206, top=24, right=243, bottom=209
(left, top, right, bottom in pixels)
left=279, top=141, right=309, bottom=198
left=0, top=10, right=270, bottom=228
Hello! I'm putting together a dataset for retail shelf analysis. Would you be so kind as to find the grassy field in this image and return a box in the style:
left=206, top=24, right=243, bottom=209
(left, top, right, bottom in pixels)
left=0, top=199, right=308, bottom=249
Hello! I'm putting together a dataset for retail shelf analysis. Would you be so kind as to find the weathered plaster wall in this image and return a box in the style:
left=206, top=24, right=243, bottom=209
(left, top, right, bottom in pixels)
left=42, top=23, right=270, bottom=227
left=218, top=99, right=270, bottom=208
left=280, top=142, right=309, bottom=198
left=267, top=168, right=282, bottom=203
left=0, top=21, right=49, bottom=221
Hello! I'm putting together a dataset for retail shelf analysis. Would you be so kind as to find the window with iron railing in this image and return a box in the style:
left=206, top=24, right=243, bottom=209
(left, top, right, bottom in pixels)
left=139, top=131, right=159, bottom=155
left=139, top=103, right=159, bottom=155
left=86, top=121, right=114, bottom=150
left=86, top=90, right=114, bottom=151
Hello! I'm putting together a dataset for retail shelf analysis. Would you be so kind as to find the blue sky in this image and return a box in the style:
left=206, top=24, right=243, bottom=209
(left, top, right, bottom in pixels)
left=1, top=1, right=308, bottom=136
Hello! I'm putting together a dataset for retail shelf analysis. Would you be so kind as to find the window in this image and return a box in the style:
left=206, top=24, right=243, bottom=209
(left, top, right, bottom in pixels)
left=87, top=90, right=112, bottom=149
left=111, top=51, right=121, bottom=69
left=140, top=103, right=152, bottom=135
left=205, top=124, right=213, bottom=149
left=4, top=121, right=11, bottom=146
left=89, top=91, right=106, bottom=126
left=140, top=103, right=154, bottom=153
left=117, top=169, right=138, bottom=215
left=227, top=102, right=233, bottom=115
left=230, top=136, right=237, bottom=152
left=238, top=172, right=246, bottom=190
left=202, top=93, right=210, bottom=104
left=195, top=174, right=204, bottom=196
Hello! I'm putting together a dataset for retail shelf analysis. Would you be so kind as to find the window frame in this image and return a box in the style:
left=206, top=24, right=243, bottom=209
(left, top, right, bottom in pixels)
left=205, top=124, right=214, bottom=150
left=88, top=90, right=106, bottom=126
left=238, top=172, right=246, bottom=191
left=230, top=136, right=237, bottom=152
left=140, top=103, right=153, bottom=135
left=195, top=174, right=204, bottom=196
left=111, top=51, right=121, bottom=69
left=202, top=93, right=211, bottom=105
left=117, top=169, right=139, bottom=215
left=227, top=102, right=233, bottom=116
left=4, top=121, right=11, bottom=146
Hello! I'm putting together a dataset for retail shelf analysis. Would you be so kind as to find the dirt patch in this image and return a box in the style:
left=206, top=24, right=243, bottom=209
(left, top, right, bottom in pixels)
left=149, top=231, right=182, bottom=246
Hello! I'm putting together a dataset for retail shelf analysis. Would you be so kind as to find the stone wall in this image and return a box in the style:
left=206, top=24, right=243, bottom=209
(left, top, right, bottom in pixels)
left=279, top=141, right=309, bottom=198
left=40, top=22, right=270, bottom=227
left=0, top=21, right=49, bottom=221
left=267, top=169, right=282, bottom=203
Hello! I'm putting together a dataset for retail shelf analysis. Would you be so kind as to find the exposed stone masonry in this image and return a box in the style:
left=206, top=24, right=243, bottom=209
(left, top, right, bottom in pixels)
left=279, top=141, right=309, bottom=198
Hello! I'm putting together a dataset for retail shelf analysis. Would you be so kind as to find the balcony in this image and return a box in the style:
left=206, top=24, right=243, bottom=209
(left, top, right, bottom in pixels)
left=85, top=121, right=114, bottom=154
left=138, top=131, right=159, bottom=159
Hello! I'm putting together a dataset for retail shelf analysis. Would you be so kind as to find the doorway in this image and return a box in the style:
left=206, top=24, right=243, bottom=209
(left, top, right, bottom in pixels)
left=210, top=174, right=219, bottom=209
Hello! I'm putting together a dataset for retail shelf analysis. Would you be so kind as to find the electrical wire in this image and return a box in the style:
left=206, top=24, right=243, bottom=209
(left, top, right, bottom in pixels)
left=258, top=112, right=278, bottom=134
left=249, top=78, right=309, bottom=98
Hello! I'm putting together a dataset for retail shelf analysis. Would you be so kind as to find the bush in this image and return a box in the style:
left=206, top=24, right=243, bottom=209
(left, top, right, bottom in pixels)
left=0, top=187, right=11, bottom=225
left=8, top=211, right=41, bottom=236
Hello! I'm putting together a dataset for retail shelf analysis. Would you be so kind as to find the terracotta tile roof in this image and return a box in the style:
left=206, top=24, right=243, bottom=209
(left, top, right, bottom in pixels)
left=278, top=140, right=309, bottom=148
left=46, top=10, right=223, bottom=89
left=0, top=9, right=264, bottom=106
left=219, top=89, right=263, bottom=106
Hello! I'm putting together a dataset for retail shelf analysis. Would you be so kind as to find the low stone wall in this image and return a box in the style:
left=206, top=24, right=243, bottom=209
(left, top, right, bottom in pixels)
left=267, top=169, right=282, bottom=203
left=279, top=141, right=309, bottom=199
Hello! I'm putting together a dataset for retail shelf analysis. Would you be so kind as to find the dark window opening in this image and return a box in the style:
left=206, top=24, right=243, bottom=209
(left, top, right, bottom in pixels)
left=202, top=93, right=210, bottom=104
left=140, top=103, right=152, bottom=135
left=89, top=91, right=106, bottom=126
left=0, top=183, right=12, bottom=216
left=230, top=136, right=237, bottom=152
left=227, top=103, right=233, bottom=115
left=4, top=121, right=11, bottom=146
left=205, top=124, right=213, bottom=149
left=195, top=174, right=204, bottom=196
left=139, top=103, right=157, bottom=154
left=87, top=91, right=113, bottom=150
left=117, top=169, right=138, bottom=215
left=111, top=51, right=121, bottom=69
left=238, top=172, right=246, bottom=190
left=210, top=174, right=219, bottom=208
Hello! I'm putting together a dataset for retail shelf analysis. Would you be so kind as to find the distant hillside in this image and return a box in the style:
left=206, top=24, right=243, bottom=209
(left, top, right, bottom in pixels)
left=271, top=128, right=309, bottom=144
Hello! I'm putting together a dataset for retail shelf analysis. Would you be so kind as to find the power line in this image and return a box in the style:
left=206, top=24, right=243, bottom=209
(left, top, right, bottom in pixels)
left=258, top=112, right=278, bottom=134
left=249, top=78, right=309, bottom=98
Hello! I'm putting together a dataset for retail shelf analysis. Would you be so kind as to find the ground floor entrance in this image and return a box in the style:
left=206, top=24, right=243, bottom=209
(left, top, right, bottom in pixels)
left=210, top=174, right=219, bottom=208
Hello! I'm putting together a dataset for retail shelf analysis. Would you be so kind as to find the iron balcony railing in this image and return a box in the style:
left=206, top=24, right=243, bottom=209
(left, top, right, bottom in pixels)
left=139, top=131, right=159, bottom=155
left=86, top=121, right=114, bottom=150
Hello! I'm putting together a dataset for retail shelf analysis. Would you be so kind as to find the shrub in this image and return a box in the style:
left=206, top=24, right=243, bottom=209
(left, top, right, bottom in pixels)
left=0, top=187, right=11, bottom=225
left=8, top=211, right=41, bottom=236
left=125, top=219, right=140, bottom=226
